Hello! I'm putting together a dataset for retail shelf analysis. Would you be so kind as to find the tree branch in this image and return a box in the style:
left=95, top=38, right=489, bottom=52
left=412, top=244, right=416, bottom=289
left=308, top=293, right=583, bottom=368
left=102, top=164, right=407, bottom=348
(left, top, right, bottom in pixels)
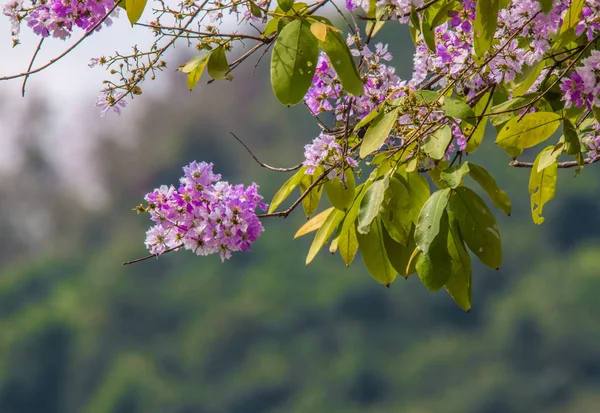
left=509, top=157, right=600, bottom=168
left=229, top=132, right=303, bottom=172
left=21, top=38, right=44, bottom=97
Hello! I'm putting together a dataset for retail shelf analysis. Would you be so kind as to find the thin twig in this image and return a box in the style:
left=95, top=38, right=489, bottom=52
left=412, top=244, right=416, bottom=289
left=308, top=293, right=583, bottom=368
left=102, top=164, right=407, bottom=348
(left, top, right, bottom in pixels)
left=357, top=0, right=440, bottom=21
left=509, top=157, right=600, bottom=168
left=134, top=22, right=269, bottom=42
left=229, top=132, right=303, bottom=172
left=21, top=38, right=44, bottom=97
left=122, top=244, right=183, bottom=265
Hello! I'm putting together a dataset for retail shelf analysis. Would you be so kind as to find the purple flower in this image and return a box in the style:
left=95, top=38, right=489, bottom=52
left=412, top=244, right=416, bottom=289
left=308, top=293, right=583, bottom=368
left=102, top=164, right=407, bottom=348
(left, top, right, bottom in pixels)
left=142, top=162, right=266, bottom=261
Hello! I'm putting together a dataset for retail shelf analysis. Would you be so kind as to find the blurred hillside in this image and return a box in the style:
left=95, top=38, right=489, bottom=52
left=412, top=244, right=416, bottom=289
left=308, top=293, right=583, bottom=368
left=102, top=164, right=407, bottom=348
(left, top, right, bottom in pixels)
left=1, top=23, right=600, bottom=413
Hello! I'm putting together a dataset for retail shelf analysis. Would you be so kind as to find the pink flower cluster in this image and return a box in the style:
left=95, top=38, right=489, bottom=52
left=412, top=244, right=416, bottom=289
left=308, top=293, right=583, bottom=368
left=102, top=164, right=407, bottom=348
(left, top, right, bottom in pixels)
left=561, top=51, right=600, bottom=110
left=143, top=162, right=267, bottom=261
left=318, top=0, right=600, bottom=163
left=303, top=133, right=358, bottom=180
left=3, top=0, right=117, bottom=40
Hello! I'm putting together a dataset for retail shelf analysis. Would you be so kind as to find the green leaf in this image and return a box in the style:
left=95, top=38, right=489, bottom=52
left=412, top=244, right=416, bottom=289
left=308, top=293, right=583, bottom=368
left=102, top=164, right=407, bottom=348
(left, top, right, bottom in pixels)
left=263, top=17, right=280, bottom=36
left=537, top=144, right=562, bottom=172
left=444, top=98, right=476, bottom=125
left=306, top=208, right=344, bottom=265
left=270, top=19, right=319, bottom=106
left=366, top=2, right=386, bottom=39
left=324, top=169, right=356, bottom=211
left=250, top=2, right=262, bottom=18
left=511, top=59, right=545, bottom=96
left=207, top=47, right=232, bottom=80
left=563, top=117, right=582, bottom=156
left=445, top=211, right=472, bottom=311
left=489, top=93, right=542, bottom=128
left=496, top=112, right=561, bottom=158
left=422, top=125, right=452, bottom=160
left=561, top=0, right=584, bottom=33
left=299, top=169, right=323, bottom=217
left=428, top=160, right=450, bottom=189
left=294, top=207, right=334, bottom=239
left=448, top=186, right=502, bottom=269
left=336, top=183, right=369, bottom=265
left=353, top=105, right=382, bottom=133
left=360, top=108, right=399, bottom=158
left=268, top=167, right=306, bottom=214
left=415, top=188, right=452, bottom=254
left=536, top=0, right=553, bottom=13
left=428, top=0, right=459, bottom=28
left=357, top=178, right=389, bottom=234
left=357, top=217, right=397, bottom=286
left=395, top=169, right=430, bottom=224
left=126, top=0, right=147, bottom=24
left=466, top=92, right=491, bottom=154
left=178, top=53, right=211, bottom=91
left=529, top=146, right=558, bottom=225
left=473, top=0, right=499, bottom=58
left=415, top=91, right=476, bottom=125
left=383, top=225, right=418, bottom=278
left=319, top=28, right=364, bottom=97
left=277, top=0, right=294, bottom=12
left=420, top=18, right=436, bottom=52
left=381, top=177, right=412, bottom=244
left=467, top=163, right=512, bottom=216
left=309, top=21, right=328, bottom=42
left=440, top=162, right=470, bottom=189
left=338, top=220, right=359, bottom=267
left=416, top=210, right=452, bottom=291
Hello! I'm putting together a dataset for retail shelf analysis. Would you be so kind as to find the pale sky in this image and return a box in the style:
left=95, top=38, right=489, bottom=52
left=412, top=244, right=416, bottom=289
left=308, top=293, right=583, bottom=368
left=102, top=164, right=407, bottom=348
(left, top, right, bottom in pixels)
left=0, top=8, right=163, bottom=206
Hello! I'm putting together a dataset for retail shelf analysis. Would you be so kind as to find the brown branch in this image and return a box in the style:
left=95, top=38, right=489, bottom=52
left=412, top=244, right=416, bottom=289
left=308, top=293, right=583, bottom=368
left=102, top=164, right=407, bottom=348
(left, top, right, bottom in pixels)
left=21, top=38, right=44, bottom=97
left=122, top=243, right=183, bottom=265
left=229, top=132, right=303, bottom=172
left=509, top=157, right=600, bottom=169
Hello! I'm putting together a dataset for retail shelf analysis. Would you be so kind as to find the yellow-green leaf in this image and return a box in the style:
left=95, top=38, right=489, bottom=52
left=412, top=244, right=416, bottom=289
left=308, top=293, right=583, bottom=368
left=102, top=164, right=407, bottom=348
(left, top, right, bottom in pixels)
left=306, top=208, right=344, bottom=265
left=324, top=169, right=356, bottom=211
left=178, top=53, right=211, bottom=91
left=294, top=207, right=334, bottom=239
left=357, top=178, right=389, bottom=234
left=299, top=169, right=323, bottom=217
left=422, top=124, right=452, bottom=160
left=268, top=167, right=306, bottom=214
left=415, top=188, right=451, bottom=254
left=473, top=0, right=499, bottom=58
left=207, top=46, right=232, bottom=80
left=338, top=221, right=359, bottom=267
left=495, top=112, right=561, bottom=158
left=529, top=146, right=558, bottom=224
left=466, top=92, right=491, bottom=154
left=561, top=0, right=584, bottom=33
left=319, top=28, right=364, bottom=97
left=360, top=108, right=399, bottom=158
left=126, top=0, right=147, bottom=24
left=310, top=21, right=328, bottom=42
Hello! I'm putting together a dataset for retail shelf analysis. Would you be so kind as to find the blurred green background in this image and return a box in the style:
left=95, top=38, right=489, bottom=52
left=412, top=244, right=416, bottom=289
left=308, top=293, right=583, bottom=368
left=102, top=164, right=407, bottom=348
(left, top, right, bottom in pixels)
left=2, top=23, right=600, bottom=413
